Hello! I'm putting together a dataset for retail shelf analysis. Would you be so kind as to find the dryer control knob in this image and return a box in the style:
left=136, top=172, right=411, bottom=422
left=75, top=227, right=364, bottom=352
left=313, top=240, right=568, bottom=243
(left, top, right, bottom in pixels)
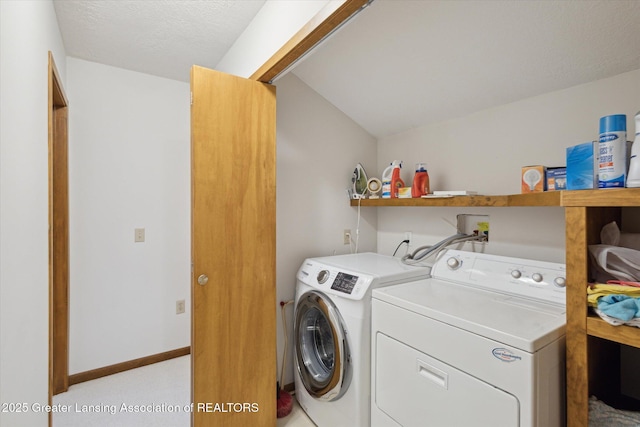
left=554, top=277, right=566, bottom=288
left=446, top=257, right=461, bottom=270
left=532, top=273, right=543, bottom=283
left=511, top=270, right=522, bottom=279
left=317, top=270, right=330, bottom=284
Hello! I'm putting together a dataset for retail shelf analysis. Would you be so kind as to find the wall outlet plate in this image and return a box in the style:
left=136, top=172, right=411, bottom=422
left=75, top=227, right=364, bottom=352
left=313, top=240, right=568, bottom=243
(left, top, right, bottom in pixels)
left=176, top=299, right=185, bottom=314
left=344, top=229, right=351, bottom=245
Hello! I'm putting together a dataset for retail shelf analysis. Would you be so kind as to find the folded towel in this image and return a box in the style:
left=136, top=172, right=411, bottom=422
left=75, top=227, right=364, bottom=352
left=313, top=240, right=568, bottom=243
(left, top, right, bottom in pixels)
left=593, top=307, right=640, bottom=328
left=587, top=284, right=640, bottom=307
left=597, top=295, right=640, bottom=321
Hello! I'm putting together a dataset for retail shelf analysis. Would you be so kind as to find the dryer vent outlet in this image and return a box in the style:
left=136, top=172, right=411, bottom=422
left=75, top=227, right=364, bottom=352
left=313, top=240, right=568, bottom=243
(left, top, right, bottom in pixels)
left=456, top=214, right=489, bottom=242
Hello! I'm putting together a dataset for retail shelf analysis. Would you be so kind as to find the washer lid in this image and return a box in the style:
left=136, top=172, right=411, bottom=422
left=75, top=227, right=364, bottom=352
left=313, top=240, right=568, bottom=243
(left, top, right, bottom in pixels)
left=373, top=278, right=566, bottom=353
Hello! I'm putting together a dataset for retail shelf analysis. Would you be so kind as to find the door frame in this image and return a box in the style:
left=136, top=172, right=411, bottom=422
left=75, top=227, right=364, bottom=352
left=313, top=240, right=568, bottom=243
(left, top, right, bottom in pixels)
left=250, top=0, right=371, bottom=83
left=48, top=51, right=70, bottom=420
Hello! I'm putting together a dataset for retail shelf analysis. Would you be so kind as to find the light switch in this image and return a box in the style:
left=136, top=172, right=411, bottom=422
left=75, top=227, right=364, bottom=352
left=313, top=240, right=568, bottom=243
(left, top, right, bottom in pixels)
left=176, top=299, right=185, bottom=314
left=135, top=228, right=145, bottom=242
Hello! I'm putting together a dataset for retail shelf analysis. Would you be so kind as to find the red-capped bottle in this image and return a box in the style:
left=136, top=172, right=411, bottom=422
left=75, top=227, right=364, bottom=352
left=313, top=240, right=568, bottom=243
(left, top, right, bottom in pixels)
left=390, top=162, right=404, bottom=198
left=411, top=163, right=430, bottom=197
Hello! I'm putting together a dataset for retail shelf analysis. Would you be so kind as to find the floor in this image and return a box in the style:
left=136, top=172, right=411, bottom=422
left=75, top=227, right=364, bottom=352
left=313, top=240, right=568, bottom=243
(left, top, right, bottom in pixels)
left=53, top=355, right=315, bottom=426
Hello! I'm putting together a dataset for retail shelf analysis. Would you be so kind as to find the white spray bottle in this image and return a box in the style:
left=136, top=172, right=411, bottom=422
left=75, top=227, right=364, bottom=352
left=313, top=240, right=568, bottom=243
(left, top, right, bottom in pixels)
left=627, top=111, right=640, bottom=188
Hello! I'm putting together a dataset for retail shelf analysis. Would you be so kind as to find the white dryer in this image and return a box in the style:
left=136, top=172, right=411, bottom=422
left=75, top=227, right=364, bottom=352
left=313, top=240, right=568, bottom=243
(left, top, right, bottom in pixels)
left=371, top=249, right=567, bottom=427
left=294, top=253, right=430, bottom=427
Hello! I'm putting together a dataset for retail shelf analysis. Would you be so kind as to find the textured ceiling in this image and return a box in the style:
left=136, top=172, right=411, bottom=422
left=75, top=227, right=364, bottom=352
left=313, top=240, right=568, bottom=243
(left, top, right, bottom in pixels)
left=53, top=0, right=266, bottom=82
left=292, top=0, right=640, bottom=137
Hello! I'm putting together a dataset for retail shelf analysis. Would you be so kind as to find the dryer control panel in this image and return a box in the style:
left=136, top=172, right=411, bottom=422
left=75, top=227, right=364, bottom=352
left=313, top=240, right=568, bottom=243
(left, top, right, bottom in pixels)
left=431, top=249, right=566, bottom=306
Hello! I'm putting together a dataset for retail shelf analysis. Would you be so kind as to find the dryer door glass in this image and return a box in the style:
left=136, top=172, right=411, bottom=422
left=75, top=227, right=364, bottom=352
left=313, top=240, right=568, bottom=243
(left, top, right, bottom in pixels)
left=295, top=291, right=351, bottom=401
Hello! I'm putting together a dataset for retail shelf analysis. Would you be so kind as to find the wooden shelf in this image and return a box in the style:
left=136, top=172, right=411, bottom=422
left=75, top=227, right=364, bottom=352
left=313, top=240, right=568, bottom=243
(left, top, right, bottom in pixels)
left=509, top=192, right=562, bottom=206
left=587, top=315, right=640, bottom=349
left=350, top=191, right=560, bottom=207
left=351, top=189, right=640, bottom=208
left=562, top=188, right=640, bottom=207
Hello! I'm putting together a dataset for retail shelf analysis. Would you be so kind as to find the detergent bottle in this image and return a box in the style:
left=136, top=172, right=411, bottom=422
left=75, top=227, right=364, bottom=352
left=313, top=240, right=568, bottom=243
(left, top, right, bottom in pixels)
left=411, top=163, right=430, bottom=197
left=391, top=162, right=404, bottom=198
left=381, top=160, right=403, bottom=198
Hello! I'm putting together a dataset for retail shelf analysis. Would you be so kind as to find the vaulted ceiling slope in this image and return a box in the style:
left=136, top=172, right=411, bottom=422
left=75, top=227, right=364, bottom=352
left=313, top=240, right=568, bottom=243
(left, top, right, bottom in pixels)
left=53, top=1, right=640, bottom=138
left=53, top=0, right=266, bottom=82
left=291, top=0, right=640, bottom=137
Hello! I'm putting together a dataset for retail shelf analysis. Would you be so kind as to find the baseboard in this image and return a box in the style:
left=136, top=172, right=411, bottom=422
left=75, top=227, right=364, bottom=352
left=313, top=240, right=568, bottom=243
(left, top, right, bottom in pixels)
left=68, top=346, right=190, bottom=386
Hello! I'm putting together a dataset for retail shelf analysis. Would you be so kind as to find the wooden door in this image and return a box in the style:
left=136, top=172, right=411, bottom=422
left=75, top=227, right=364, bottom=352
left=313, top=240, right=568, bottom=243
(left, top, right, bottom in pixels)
left=191, top=66, right=276, bottom=427
left=48, top=52, right=69, bottom=404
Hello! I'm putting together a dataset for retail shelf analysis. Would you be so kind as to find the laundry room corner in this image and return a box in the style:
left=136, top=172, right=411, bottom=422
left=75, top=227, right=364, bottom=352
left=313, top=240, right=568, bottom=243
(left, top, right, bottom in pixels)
left=275, top=72, right=377, bottom=388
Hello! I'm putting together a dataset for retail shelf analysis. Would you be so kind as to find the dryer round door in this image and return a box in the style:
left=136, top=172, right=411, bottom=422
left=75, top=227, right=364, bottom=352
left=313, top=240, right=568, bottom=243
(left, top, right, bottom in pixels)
left=295, top=290, right=351, bottom=401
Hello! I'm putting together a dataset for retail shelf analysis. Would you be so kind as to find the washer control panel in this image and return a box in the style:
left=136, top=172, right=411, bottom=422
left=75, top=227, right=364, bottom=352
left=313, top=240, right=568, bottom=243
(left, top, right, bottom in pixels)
left=433, top=249, right=566, bottom=306
left=297, top=261, right=373, bottom=300
left=330, top=272, right=359, bottom=294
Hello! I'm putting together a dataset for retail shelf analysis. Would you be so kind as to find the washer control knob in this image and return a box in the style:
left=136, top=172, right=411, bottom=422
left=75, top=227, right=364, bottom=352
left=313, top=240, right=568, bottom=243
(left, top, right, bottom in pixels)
left=317, top=270, right=330, bottom=284
left=554, top=277, right=567, bottom=288
left=511, top=269, right=522, bottom=279
left=446, top=257, right=461, bottom=270
left=532, top=273, right=543, bottom=283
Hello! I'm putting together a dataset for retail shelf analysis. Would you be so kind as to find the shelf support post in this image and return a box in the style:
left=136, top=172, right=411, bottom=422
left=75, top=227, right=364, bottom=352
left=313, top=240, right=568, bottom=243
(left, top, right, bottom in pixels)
left=565, top=206, right=590, bottom=427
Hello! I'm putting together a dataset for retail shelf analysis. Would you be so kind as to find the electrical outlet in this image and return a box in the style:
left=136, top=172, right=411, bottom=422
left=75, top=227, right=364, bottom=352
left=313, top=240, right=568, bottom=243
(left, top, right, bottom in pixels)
left=344, top=229, right=351, bottom=245
left=176, top=299, right=185, bottom=314
left=404, top=231, right=412, bottom=246
left=135, top=228, right=145, bottom=243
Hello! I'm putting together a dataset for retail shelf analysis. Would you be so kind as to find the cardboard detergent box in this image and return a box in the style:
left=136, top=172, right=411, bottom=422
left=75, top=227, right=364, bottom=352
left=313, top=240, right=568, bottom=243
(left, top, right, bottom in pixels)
left=521, top=165, right=546, bottom=193
left=566, top=141, right=598, bottom=190
left=546, top=167, right=567, bottom=191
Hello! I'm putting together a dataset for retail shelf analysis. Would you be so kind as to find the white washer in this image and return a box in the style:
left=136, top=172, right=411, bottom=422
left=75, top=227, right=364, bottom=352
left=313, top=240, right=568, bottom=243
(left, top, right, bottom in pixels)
left=294, top=252, right=431, bottom=427
left=371, top=249, right=567, bottom=427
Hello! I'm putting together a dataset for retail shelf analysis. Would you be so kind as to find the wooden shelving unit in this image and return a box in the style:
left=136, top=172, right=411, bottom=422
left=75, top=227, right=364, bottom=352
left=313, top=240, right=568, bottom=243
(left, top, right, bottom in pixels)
left=564, top=189, right=640, bottom=426
left=352, top=188, right=640, bottom=426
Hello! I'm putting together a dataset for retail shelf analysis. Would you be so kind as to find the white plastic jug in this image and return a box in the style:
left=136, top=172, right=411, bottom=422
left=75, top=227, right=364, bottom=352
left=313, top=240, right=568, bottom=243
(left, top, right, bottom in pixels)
left=381, top=160, right=401, bottom=199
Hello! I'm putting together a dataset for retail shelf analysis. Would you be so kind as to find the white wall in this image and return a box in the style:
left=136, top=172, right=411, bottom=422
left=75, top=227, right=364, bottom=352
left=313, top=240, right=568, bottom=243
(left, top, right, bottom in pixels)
left=377, top=69, right=640, bottom=263
left=217, top=0, right=342, bottom=78
left=275, top=73, right=377, bottom=385
left=66, top=58, right=190, bottom=374
left=0, top=1, right=67, bottom=425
